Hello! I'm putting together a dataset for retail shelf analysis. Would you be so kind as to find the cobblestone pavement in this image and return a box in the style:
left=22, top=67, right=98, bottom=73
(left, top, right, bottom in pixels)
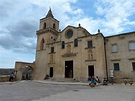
left=0, top=81, right=135, bottom=101
left=0, top=81, right=88, bottom=101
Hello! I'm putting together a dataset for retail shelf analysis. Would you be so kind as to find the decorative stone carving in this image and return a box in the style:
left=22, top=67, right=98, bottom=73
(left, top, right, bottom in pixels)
left=62, top=44, right=77, bottom=57
left=88, top=50, right=93, bottom=60
left=67, top=44, right=71, bottom=53
left=62, top=52, right=76, bottom=57
left=50, top=54, right=53, bottom=63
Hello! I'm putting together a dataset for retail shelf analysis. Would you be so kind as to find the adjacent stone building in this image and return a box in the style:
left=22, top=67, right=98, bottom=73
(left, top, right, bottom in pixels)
left=15, top=9, right=135, bottom=82
left=105, top=32, right=135, bottom=81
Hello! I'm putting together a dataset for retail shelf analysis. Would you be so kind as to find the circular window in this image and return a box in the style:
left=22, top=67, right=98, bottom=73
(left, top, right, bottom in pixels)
left=66, top=29, right=73, bottom=39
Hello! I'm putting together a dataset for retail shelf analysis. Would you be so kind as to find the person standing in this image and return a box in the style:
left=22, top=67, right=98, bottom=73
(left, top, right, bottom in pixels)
left=9, top=72, right=14, bottom=82
left=95, top=76, right=100, bottom=83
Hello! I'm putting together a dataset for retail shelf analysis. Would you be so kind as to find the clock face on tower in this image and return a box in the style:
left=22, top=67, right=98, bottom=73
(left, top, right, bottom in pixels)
left=66, top=29, right=73, bottom=39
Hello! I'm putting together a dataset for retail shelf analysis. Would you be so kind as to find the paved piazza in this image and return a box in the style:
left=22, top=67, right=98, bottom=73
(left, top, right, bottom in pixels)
left=0, top=81, right=134, bottom=101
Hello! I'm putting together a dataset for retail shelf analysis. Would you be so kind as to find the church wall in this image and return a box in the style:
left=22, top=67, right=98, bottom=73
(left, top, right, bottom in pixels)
left=35, top=32, right=49, bottom=79
left=35, top=50, right=47, bottom=79
left=45, top=26, right=107, bottom=82
left=80, top=33, right=106, bottom=81
left=33, top=9, right=107, bottom=81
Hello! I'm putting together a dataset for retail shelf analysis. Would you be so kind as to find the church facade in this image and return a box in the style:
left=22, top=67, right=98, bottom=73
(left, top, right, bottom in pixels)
left=15, top=9, right=135, bottom=82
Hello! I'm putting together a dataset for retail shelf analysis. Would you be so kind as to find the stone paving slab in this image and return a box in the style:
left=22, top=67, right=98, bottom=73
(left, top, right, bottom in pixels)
left=0, top=81, right=88, bottom=101
left=0, top=81, right=135, bottom=101
left=33, top=84, right=135, bottom=101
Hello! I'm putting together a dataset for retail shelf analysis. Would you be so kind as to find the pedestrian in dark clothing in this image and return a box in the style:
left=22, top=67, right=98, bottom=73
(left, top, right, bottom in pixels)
left=9, top=72, right=14, bottom=82
left=103, top=78, right=108, bottom=85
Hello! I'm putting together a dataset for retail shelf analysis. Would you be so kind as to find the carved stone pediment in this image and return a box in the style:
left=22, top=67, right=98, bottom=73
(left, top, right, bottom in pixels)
left=62, top=52, right=76, bottom=57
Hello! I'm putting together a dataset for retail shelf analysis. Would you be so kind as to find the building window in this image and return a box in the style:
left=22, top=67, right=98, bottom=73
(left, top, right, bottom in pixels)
left=112, top=44, right=118, bottom=53
left=74, top=39, right=78, bottom=47
left=129, top=41, right=135, bottom=50
left=51, top=47, right=54, bottom=53
left=53, top=23, right=56, bottom=29
left=66, top=29, right=73, bottom=39
left=43, top=22, right=46, bottom=29
left=62, top=41, right=65, bottom=49
left=132, top=62, right=135, bottom=71
left=114, top=63, right=120, bottom=71
left=40, top=39, right=45, bottom=50
left=88, top=40, right=92, bottom=48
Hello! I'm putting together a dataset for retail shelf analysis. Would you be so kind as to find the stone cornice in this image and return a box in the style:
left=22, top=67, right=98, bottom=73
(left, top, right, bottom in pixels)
left=36, top=28, right=58, bottom=35
left=85, top=59, right=96, bottom=62
left=111, top=59, right=121, bottom=61
left=85, top=47, right=95, bottom=49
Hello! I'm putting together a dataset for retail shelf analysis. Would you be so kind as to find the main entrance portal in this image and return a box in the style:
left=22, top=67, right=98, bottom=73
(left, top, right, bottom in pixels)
left=65, top=61, right=73, bottom=78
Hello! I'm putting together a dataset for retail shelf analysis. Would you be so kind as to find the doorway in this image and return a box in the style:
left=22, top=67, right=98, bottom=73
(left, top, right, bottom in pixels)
left=50, top=67, right=53, bottom=77
left=65, top=60, right=73, bottom=78
left=88, top=65, right=94, bottom=77
left=22, top=66, right=32, bottom=80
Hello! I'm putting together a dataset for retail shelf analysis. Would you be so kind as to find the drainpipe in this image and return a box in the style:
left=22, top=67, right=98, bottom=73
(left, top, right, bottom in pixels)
left=104, top=37, right=108, bottom=79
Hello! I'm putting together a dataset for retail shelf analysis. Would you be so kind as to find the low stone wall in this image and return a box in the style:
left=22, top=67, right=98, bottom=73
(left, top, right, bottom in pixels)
left=0, top=75, right=10, bottom=82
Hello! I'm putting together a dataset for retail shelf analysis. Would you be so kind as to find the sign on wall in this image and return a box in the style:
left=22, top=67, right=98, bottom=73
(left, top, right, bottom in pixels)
left=110, top=69, right=114, bottom=77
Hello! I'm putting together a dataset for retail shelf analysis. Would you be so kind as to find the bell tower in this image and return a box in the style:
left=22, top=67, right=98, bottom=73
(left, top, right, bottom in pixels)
left=36, top=8, right=59, bottom=51
left=35, top=8, right=59, bottom=79
left=39, top=8, right=59, bottom=31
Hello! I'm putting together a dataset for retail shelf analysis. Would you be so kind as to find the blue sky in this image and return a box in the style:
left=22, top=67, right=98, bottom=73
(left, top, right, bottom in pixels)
left=0, top=0, right=135, bottom=68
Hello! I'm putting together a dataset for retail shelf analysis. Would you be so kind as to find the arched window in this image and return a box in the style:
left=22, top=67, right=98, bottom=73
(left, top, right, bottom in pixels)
left=88, top=40, right=92, bottom=48
left=40, top=39, right=45, bottom=50
left=62, top=41, right=65, bottom=49
left=53, top=23, right=56, bottom=29
left=74, top=38, right=78, bottom=47
left=43, top=23, right=46, bottom=29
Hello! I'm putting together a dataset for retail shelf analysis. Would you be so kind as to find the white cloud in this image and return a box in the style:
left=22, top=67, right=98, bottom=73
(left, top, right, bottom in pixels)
left=73, top=8, right=83, bottom=15
left=0, top=0, right=135, bottom=68
left=125, top=21, right=135, bottom=25
left=92, top=0, right=135, bottom=35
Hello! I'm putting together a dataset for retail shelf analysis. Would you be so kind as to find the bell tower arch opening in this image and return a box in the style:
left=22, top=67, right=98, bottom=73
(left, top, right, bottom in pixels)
left=53, top=23, right=56, bottom=29
left=43, top=22, right=46, bottom=29
left=40, top=39, right=45, bottom=50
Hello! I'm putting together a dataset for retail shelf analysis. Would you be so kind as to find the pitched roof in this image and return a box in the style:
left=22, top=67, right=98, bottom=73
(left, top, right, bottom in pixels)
left=45, top=8, right=54, bottom=18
